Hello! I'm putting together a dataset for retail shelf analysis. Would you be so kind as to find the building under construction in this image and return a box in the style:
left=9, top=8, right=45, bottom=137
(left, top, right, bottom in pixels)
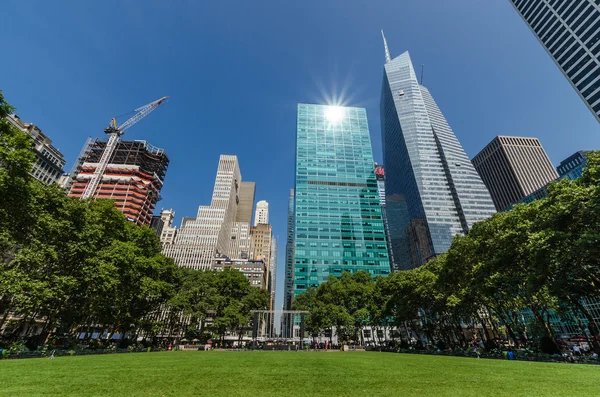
left=68, top=139, right=169, bottom=225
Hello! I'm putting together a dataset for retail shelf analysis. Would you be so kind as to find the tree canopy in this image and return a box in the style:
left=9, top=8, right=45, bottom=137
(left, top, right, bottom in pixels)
left=294, top=152, right=600, bottom=352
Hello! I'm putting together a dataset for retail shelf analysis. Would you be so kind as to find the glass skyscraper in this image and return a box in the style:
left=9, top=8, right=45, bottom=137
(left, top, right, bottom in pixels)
left=380, top=33, right=496, bottom=270
left=509, top=0, right=600, bottom=122
left=293, top=104, right=390, bottom=296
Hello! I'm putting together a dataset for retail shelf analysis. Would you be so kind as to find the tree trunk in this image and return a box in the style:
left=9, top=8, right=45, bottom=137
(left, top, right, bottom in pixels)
left=0, top=300, right=12, bottom=332
left=497, top=312, right=520, bottom=348
left=528, top=304, right=554, bottom=339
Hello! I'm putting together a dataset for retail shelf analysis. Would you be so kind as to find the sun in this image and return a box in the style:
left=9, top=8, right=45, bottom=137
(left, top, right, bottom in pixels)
left=325, top=106, right=344, bottom=123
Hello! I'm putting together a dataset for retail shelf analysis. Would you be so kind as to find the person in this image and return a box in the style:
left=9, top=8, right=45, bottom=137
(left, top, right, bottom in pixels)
left=573, top=344, right=581, bottom=356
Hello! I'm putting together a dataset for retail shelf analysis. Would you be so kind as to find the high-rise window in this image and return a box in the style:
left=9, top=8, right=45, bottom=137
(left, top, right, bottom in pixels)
left=510, top=0, right=600, bottom=122
left=380, top=33, right=496, bottom=270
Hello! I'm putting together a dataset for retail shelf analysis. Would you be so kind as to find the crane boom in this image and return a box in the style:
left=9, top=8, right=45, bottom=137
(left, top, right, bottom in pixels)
left=80, top=96, right=168, bottom=200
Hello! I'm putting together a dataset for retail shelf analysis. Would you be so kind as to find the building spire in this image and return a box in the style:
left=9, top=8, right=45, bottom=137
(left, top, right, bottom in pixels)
left=381, top=30, right=392, bottom=63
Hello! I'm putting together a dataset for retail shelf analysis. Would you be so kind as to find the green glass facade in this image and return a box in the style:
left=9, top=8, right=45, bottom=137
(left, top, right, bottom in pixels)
left=293, top=104, right=390, bottom=296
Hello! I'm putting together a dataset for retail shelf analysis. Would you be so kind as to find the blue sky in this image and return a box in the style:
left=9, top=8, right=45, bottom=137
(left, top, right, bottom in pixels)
left=3, top=0, right=600, bottom=311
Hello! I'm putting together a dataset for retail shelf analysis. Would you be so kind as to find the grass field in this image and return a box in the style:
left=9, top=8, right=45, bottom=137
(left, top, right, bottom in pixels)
left=0, top=351, right=597, bottom=396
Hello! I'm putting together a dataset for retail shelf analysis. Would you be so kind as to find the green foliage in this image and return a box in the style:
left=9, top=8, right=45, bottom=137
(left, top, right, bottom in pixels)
left=294, top=151, right=600, bottom=349
left=0, top=93, right=179, bottom=344
left=167, top=267, right=269, bottom=342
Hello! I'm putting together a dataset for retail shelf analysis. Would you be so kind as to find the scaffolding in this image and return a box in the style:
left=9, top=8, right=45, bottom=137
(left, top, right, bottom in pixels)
left=68, top=139, right=169, bottom=225
left=80, top=140, right=169, bottom=182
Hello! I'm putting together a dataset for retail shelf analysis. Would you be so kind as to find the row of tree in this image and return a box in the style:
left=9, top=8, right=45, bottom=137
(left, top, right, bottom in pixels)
left=0, top=91, right=268, bottom=348
left=295, top=151, right=600, bottom=352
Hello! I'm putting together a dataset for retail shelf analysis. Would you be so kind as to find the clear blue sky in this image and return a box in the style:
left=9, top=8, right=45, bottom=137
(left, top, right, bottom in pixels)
left=3, top=0, right=600, bottom=312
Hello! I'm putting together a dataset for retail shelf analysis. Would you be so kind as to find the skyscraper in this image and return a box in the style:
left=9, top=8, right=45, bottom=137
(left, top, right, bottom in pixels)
left=229, top=181, right=256, bottom=259
left=237, top=182, right=256, bottom=224
left=509, top=0, right=600, bottom=122
left=162, top=155, right=244, bottom=270
left=254, top=200, right=269, bottom=226
left=293, top=103, right=390, bottom=296
left=557, top=150, right=590, bottom=178
left=283, top=189, right=295, bottom=310
left=514, top=150, right=590, bottom=207
left=380, top=33, right=496, bottom=270
left=68, top=139, right=169, bottom=225
left=472, top=136, right=558, bottom=211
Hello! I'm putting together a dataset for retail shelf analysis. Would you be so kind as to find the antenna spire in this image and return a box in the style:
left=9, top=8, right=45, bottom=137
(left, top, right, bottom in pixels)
left=381, top=30, right=392, bottom=64
left=420, top=64, right=424, bottom=85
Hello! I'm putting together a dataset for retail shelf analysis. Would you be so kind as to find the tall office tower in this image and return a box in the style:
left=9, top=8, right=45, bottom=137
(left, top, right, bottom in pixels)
left=254, top=200, right=269, bottom=226
left=237, top=182, right=256, bottom=223
left=293, top=103, right=390, bottom=296
left=162, top=155, right=244, bottom=270
left=6, top=114, right=66, bottom=185
left=283, top=189, right=295, bottom=310
left=68, top=139, right=169, bottom=225
left=517, top=150, right=591, bottom=206
left=380, top=33, right=496, bottom=270
left=472, top=136, right=558, bottom=211
left=509, top=1, right=600, bottom=122
left=228, top=182, right=256, bottom=259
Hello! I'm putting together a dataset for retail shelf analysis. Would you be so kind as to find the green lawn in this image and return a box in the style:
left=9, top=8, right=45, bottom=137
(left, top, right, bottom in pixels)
left=0, top=351, right=597, bottom=396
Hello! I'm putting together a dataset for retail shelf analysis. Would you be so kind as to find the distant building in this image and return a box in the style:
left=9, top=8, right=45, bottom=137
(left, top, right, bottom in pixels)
left=509, top=0, right=600, bottom=123
left=228, top=181, right=256, bottom=260
left=516, top=150, right=590, bottom=206
left=162, top=155, right=245, bottom=270
left=283, top=189, right=295, bottom=310
left=557, top=150, right=590, bottom=178
left=6, top=114, right=65, bottom=185
left=472, top=136, right=558, bottom=211
left=251, top=223, right=273, bottom=291
left=269, top=237, right=278, bottom=333
left=151, top=209, right=175, bottom=237
left=254, top=200, right=269, bottom=226
left=237, top=182, right=256, bottom=224
left=212, top=258, right=267, bottom=289
left=374, top=164, right=396, bottom=272
left=159, top=210, right=178, bottom=245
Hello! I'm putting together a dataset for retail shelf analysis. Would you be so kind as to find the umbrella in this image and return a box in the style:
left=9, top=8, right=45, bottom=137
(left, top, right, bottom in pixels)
left=181, top=338, right=189, bottom=342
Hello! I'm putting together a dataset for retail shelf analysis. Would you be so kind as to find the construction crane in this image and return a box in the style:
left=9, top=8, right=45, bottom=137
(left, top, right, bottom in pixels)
left=81, top=96, right=168, bottom=200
